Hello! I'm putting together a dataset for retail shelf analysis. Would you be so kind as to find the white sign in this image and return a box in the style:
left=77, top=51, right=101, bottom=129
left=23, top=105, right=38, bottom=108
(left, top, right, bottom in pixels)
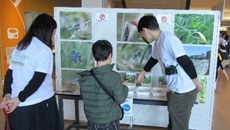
left=95, top=13, right=109, bottom=22
left=7, top=28, right=19, bottom=39
left=121, top=98, right=133, bottom=115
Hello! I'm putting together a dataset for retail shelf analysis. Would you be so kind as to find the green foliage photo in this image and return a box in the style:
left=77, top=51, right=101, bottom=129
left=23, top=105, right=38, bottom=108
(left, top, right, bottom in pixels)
left=142, top=74, right=152, bottom=87
left=196, top=76, right=207, bottom=103
left=126, top=75, right=136, bottom=84
left=174, top=14, right=214, bottom=45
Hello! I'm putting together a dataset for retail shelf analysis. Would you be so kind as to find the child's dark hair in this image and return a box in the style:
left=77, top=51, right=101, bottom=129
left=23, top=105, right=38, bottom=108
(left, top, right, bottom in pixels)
left=92, top=40, right=113, bottom=61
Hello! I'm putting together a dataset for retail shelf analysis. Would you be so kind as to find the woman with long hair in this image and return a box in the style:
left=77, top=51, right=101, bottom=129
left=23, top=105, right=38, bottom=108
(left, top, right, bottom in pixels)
left=0, top=13, right=62, bottom=130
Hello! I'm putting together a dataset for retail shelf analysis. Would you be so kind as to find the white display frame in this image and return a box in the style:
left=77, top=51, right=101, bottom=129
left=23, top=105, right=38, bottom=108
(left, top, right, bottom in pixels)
left=54, top=7, right=220, bottom=130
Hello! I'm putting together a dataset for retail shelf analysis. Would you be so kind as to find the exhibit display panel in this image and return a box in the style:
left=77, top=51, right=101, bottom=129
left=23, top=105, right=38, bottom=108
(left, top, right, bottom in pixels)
left=54, top=7, right=220, bottom=130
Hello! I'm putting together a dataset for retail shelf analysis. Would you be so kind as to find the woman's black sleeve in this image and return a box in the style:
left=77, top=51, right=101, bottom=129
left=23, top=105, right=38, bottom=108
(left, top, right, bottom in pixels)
left=18, top=72, right=46, bottom=102
left=3, top=69, right=13, bottom=97
left=176, top=55, right=197, bottom=79
left=143, top=57, right=158, bottom=72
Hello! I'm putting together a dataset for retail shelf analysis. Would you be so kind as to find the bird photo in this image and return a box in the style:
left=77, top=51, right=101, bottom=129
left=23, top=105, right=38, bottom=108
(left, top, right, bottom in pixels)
left=117, top=13, right=151, bottom=42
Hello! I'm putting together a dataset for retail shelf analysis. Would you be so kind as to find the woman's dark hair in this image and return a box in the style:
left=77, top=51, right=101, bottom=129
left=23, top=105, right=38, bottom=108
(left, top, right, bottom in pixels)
left=17, top=13, right=57, bottom=50
left=137, top=15, right=159, bottom=32
left=224, top=34, right=229, bottom=41
left=92, top=40, right=113, bottom=61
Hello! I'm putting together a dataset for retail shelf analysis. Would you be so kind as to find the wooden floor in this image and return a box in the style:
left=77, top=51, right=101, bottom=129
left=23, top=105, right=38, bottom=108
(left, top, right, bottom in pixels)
left=0, top=67, right=229, bottom=130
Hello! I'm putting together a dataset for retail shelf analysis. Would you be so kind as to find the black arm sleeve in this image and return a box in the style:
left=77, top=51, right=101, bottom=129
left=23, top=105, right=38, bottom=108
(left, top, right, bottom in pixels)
left=143, top=57, right=158, bottom=72
left=176, top=55, right=197, bottom=79
left=3, top=69, right=13, bottom=97
left=18, top=72, right=46, bottom=102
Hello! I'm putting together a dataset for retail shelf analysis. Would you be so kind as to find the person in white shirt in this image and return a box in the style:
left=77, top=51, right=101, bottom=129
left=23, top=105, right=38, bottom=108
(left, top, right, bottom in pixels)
left=219, top=35, right=228, bottom=60
left=137, top=15, right=203, bottom=130
left=216, top=34, right=229, bottom=80
left=0, top=14, right=62, bottom=130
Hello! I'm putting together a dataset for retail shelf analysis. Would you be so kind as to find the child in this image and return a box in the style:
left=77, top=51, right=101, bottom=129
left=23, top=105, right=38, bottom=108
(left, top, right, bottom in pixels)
left=80, top=40, right=128, bottom=130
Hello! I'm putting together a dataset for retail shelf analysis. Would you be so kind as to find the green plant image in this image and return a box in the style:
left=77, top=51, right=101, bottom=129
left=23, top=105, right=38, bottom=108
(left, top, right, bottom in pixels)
left=174, top=14, right=214, bottom=45
left=142, top=74, right=152, bottom=87
left=126, top=74, right=136, bottom=86
left=196, top=76, right=207, bottom=103
left=158, top=76, right=167, bottom=87
left=127, top=75, right=135, bottom=83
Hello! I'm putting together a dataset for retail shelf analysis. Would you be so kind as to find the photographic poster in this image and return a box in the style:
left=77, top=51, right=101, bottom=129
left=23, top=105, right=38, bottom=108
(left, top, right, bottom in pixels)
left=126, top=73, right=137, bottom=87
left=60, top=11, right=92, bottom=40
left=184, top=45, right=211, bottom=75
left=6, top=47, right=15, bottom=64
left=61, top=41, right=94, bottom=69
left=61, top=69, right=82, bottom=89
left=138, top=73, right=153, bottom=87
left=174, top=14, right=214, bottom=45
left=116, top=43, right=152, bottom=71
left=196, top=76, right=208, bottom=103
left=157, top=75, right=167, bottom=88
left=117, top=13, right=152, bottom=42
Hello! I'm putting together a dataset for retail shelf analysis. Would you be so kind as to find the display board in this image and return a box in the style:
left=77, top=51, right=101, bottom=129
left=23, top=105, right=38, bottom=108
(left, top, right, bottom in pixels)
left=54, top=7, right=220, bottom=130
